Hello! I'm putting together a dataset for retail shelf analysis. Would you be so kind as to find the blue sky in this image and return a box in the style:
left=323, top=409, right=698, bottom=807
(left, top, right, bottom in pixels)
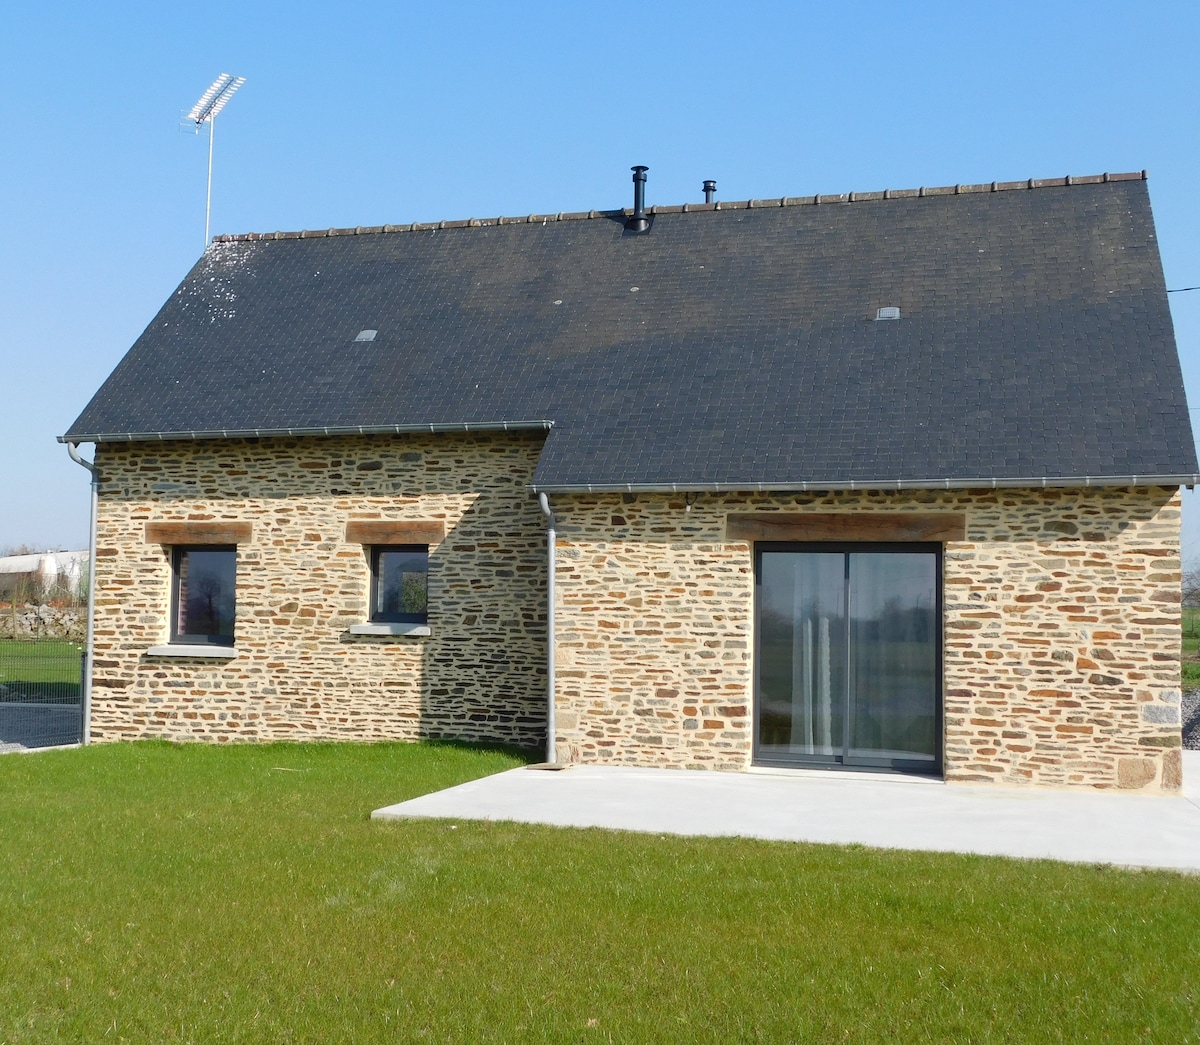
left=4, top=0, right=1200, bottom=557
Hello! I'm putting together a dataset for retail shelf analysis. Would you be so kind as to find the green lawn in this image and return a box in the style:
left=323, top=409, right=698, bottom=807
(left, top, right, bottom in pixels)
left=0, top=639, right=81, bottom=701
left=0, top=742, right=1197, bottom=1042
left=1185, top=608, right=1200, bottom=688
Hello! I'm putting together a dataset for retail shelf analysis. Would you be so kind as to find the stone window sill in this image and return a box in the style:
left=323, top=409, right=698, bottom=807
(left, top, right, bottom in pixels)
left=146, top=644, right=238, bottom=659
left=347, top=622, right=431, bottom=637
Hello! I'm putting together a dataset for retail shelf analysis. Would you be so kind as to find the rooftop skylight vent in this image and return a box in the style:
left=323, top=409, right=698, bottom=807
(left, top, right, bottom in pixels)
left=875, top=307, right=901, bottom=321
left=354, top=329, right=378, bottom=342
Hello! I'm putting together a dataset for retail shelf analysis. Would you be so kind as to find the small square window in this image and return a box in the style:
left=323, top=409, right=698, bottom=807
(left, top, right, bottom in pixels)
left=172, top=546, right=237, bottom=645
left=370, top=546, right=428, bottom=624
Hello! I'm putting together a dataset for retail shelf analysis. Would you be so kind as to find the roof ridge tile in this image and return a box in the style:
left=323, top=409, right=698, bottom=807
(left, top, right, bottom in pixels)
left=209, top=171, right=1149, bottom=245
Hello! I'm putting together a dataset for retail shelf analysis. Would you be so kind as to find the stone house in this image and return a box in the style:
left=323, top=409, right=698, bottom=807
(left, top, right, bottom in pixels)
left=62, top=170, right=1197, bottom=792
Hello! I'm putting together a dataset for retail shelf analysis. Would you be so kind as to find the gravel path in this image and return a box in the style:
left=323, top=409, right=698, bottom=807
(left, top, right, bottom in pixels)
left=1185, top=690, right=1200, bottom=751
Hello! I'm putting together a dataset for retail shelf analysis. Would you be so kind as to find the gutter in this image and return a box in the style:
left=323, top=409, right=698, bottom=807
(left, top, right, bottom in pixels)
left=65, top=443, right=99, bottom=746
left=57, top=420, right=554, bottom=444
left=537, top=492, right=557, bottom=764
left=530, top=474, right=1200, bottom=495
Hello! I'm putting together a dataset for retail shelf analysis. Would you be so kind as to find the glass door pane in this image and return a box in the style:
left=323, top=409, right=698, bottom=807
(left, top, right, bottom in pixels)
left=755, top=545, right=940, bottom=773
left=847, top=552, right=938, bottom=765
left=756, top=552, right=846, bottom=761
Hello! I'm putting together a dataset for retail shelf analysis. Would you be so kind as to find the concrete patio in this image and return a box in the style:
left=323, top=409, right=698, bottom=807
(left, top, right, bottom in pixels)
left=373, top=750, right=1200, bottom=873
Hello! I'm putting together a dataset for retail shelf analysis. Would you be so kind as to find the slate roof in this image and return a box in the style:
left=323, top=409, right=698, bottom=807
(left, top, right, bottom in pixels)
left=63, top=172, right=1199, bottom=490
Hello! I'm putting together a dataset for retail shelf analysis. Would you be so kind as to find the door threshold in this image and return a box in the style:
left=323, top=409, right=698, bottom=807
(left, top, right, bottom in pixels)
left=747, top=764, right=945, bottom=785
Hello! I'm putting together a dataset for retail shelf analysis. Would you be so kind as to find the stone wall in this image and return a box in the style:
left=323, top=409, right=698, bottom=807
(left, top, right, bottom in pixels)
left=550, top=487, right=1183, bottom=792
left=1, top=603, right=86, bottom=641
left=89, top=438, right=1183, bottom=791
left=90, top=433, right=548, bottom=747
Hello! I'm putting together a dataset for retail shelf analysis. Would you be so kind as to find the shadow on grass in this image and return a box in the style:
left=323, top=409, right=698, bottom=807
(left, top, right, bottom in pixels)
left=0, top=680, right=80, bottom=703
left=418, top=735, right=542, bottom=765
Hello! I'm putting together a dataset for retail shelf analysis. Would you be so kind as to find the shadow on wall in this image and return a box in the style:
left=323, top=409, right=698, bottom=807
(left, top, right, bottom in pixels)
left=416, top=492, right=549, bottom=751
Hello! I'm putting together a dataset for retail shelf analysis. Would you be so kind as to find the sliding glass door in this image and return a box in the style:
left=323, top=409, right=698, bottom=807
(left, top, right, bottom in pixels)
left=755, top=544, right=941, bottom=774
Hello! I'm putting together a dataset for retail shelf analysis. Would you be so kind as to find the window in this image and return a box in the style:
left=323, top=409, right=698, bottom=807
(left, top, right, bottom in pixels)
left=171, top=546, right=237, bottom=645
left=344, top=522, right=439, bottom=637
left=369, top=546, right=428, bottom=624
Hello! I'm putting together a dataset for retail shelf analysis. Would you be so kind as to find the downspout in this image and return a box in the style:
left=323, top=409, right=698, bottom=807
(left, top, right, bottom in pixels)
left=66, top=442, right=99, bottom=745
left=537, top=492, right=557, bottom=763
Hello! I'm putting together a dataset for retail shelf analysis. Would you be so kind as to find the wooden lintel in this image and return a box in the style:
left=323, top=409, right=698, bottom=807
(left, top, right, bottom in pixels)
left=345, top=520, right=446, bottom=545
left=145, top=521, right=253, bottom=545
left=726, top=512, right=966, bottom=543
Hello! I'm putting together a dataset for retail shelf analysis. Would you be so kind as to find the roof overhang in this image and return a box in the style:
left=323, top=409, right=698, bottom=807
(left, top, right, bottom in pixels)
left=530, top=474, right=1200, bottom=494
left=59, top=421, right=554, bottom=444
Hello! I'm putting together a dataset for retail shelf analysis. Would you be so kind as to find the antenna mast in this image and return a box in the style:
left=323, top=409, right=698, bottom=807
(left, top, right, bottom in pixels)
left=186, top=73, right=246, bottom=249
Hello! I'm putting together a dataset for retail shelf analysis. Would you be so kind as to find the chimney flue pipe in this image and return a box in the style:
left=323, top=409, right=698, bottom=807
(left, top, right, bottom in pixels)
left=628, top=165, right=650, bottom=232
left=703, top=179, right=717, bottom=204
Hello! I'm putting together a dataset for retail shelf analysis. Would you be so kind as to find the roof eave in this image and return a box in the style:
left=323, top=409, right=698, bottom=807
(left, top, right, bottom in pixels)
left=59, top=420, right=555, bottom=444
left=529, top=475, right=1200, bottom=495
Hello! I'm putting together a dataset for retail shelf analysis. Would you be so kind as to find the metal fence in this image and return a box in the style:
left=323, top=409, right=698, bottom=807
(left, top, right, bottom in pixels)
left=0, top=598, right=86, bottom=750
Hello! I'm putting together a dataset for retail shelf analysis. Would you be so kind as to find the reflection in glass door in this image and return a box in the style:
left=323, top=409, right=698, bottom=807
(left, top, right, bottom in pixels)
left=755, top=545, right=940, bottom=773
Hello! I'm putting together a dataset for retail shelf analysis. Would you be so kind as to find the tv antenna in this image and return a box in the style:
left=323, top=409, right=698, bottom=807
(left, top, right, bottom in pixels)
left=186, top=73, right=246, bottom=249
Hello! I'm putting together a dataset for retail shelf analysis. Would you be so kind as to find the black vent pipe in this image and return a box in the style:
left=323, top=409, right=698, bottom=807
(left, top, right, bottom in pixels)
left=628, top=165, right=650, bottom=232
left=703, top=179, right=716, bottom=203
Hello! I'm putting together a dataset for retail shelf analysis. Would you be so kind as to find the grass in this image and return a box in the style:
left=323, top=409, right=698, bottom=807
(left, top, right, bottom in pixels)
left=1184, top=608, right=1200, bottom=689
left=0, top=742, right=1198, bottom=1042
left=0, top=639, right=82, bottom=701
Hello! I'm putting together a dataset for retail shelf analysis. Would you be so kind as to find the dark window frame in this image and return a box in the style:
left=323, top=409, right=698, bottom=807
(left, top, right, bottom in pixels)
left=368, top=545, right=429, bottom=624
left=170, top=545, right=238, bottom=646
